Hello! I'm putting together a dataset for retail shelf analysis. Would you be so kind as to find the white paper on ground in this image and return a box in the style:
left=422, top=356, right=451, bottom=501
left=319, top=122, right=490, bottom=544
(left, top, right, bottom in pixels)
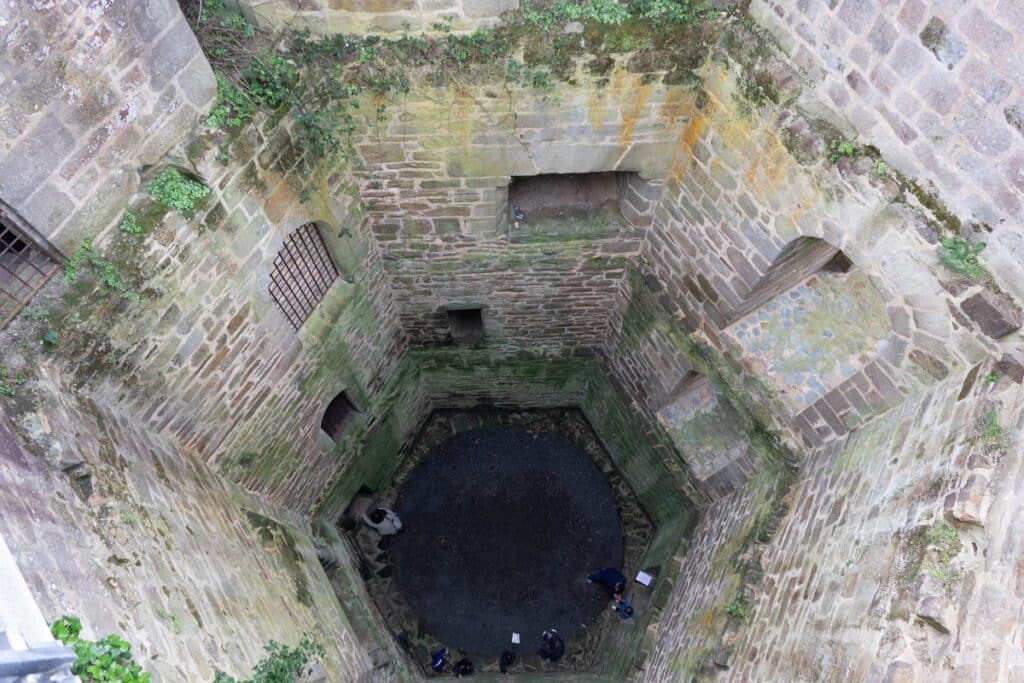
left=636, top=571, right=653, bottom=586
left=511, top=632, right=521, bottom=644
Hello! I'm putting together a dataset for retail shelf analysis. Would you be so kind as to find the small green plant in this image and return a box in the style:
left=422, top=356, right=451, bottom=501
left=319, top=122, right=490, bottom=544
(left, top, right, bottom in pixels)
left=980, top=407, right=1003, bottom=448
left=724, top=598, right=751, bottom=622
left=939, top=236, right=986, bottom=279
left=213, top=638, right=324, bottom=683
left=120, top=511, right=136, bottom=525
left=630, top=0, right=701, bottom=25
left=63, top=239, right=127, bottom=291
left=923, top=523, right=960, bottom=587
left=147, top=168, right=210, bottom=216
left=828, top=139, right=857, bottom=162
left=120, top=210, right=145, bottom=235
left=41, top=329, right=59, bottom=345
left=207, top=74, right=258, bottom=129
left=873, top=160, right=888, bottom=176
left=51, top=615, right=151, bottom=683
left=23, top=305, right=49, bottom=319
left=0, top=368, right=21, bottom=396
left=156, top=608, right=183, bottom=635
left=984, top=370, right=1003, bottom=384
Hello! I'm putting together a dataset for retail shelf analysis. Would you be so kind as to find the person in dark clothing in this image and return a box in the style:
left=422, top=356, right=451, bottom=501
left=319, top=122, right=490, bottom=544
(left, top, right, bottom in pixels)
left=588, top=567, right=627, bottom=599
left=452, top=658, right=474, bottom=677
left=431, top=647, right=450, bottom=673
left=499, top=650, right=516, bottom=673
left=537, top=629, right=564, bottom=662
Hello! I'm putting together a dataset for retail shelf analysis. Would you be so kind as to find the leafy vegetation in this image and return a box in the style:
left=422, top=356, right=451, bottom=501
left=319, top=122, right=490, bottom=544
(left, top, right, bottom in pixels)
left=41, top=329, right=59, bottom=345
left=983, top=370, right=1003, bottom=384
left=63, top=239, right=126, bottom=292
left=156, top=608, right=183, bottom=635
left=724, top=597, right=752, bottom=622
left=51, top=615, right=151, bottom=683
left=0, top=367, right=26, bottom=397
left=147, top=168, right=211, bottom=216
left=980, top=406, right=1003, bottom=449
left=183, top=0, right=722, bottom=179
left=923, top=523, right=959, bottom=586
left=827, top=138, right=857, bottom=162
left=939, top=236, right=986, bottom=279
left=120, top=210, right=145, bottom=235
left=213, top=638, right=324, bottom=683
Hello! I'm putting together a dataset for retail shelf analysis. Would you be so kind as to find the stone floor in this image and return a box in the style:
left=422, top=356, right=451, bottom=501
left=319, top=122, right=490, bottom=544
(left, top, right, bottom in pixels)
left=343, top=409, right=654, bottom=676
left=656, top=375, right=752, bottom=483
left=390, top=424, right=623, bottom=656
left=724, top=270, right=890, bottom=413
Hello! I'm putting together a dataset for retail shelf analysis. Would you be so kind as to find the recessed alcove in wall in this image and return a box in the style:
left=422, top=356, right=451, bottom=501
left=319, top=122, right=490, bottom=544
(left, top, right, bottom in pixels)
left=446, top=307, right=484, bottom=346
left=321, top=391, right=359, bottom=443
left=722, top=237, right=891, bottom=416
left=507, top=172, right=644, bottom=243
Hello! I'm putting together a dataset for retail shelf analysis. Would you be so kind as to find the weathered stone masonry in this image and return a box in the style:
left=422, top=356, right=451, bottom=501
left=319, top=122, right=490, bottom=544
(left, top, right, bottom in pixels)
left=2, top=0, right=1024, bottom=681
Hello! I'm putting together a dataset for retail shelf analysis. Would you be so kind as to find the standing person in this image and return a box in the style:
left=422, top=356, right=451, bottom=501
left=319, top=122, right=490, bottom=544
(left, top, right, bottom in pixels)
left=587, top=567, right=627, bottom=600
left=537, top=629, right=564, bottom=663
left=431, top=646, right=450, bottom=673
left=363, top=506, right=402, bottom=535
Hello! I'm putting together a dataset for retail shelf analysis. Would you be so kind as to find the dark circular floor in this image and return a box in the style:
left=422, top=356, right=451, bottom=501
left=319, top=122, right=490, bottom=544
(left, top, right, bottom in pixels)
left=390, top=425, right=624, bottom=657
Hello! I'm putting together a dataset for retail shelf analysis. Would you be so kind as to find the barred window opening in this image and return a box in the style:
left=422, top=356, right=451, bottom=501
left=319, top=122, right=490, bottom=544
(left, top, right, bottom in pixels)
left=269, top=223, right=339, bottom=331
left=1, top=206, right=60, bottom=328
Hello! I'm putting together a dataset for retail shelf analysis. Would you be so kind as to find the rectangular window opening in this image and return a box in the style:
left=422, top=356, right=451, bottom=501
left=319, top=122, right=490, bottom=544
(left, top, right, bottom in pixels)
left=448, top=308, right=484, bottom=346
left=0, top=206, right=59, bottom=328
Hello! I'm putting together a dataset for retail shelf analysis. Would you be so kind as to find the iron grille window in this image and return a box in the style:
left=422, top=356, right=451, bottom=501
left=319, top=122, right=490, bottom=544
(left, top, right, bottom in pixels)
left=1, top=206, right=59, bottom=327
left=268, top=223, right=339, bottom=331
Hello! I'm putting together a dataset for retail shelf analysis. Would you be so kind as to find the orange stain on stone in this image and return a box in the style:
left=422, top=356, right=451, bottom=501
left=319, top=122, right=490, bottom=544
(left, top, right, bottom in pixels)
left=618, top=75, right=651, bottom=146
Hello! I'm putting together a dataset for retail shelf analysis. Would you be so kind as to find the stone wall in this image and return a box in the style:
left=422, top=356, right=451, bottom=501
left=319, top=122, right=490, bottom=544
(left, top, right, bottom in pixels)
left=234, top=0, right=519, bottom=35
left=0, top=0, right=215, bottom=249
left=622, top=48, right=1003, bottom=457
left=349, top=70, right=683, bottom=357
left=752, top=0, right=1024, bottom=303
left=0, top=376, right=382, bottom=682
left=644, top=359, right=1024, bottom=681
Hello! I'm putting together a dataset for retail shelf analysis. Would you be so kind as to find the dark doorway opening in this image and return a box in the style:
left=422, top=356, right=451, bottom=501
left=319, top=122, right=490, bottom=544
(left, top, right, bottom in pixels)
left=321, top=391, right=359, bottom=443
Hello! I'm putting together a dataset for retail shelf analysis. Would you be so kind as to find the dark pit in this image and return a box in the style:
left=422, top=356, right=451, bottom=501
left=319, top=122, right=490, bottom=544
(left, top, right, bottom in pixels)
left=389, top=424, right=624, bottom=657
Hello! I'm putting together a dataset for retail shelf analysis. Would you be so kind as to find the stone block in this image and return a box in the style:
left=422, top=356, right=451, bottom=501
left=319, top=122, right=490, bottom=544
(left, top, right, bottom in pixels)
left=957, top=8, right=1014, bottom=58
left=867, top=17, right=898, bottom=55
left=331, top=0, right=414, bottom=10
left=919, top=17, right=966, bottom=70
left=914, top=69, right=962, bottom=115
left=889, top=38, right=927, bottom=79
left=130, top=0, right=177, bottom=42
left=838, top=0, right=877, bottom=34
left=1005, top=101, right=1024, bottom=137
left=0, top=113, right=75, bottom=204
left=954, top=101, right=1013, bottom=156
left=897, top=0, right=926, bottom=30
left=960, top=59, right=1011, bottom=105
left=946, top=473, right=989, bottom=526
left=996, top=353, right=1024, bottom=383
left=959, top=291, right=1022, bottom=339
left=148, top=18, right=201, bottom=90
left=463, top=0, right=519, bottom=19
left=19, top=183, right=75, bottom=235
